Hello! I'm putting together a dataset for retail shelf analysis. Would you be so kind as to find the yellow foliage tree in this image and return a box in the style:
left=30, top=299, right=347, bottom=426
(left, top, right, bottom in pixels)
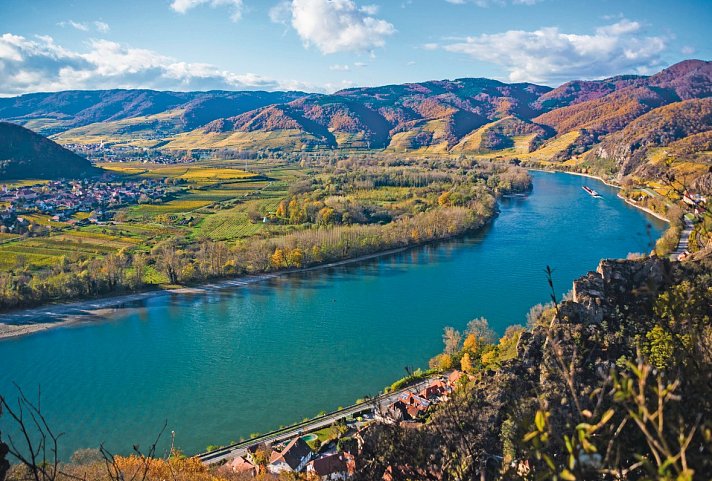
left=438, top=191, right=451, bottom=206
left=481, top=349, right=497, bottom=367
left=429, top=353, right=453, bottom=371
left=286, top=247, right=304, bottom=268
left=461, top=352, right=473, bottom=373
left=463, top=333, right=481, bottom=353
left=270, top=248, right=286, bottom=268
left=276, top=200, right=288, bottom=218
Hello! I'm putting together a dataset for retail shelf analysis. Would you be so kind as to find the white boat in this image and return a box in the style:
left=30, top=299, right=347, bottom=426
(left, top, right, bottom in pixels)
left=582, top=186, right=602, bottom=198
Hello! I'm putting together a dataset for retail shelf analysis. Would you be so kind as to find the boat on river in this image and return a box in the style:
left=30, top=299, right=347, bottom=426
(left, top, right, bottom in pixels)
left=582, top=186, right=602, bottom=198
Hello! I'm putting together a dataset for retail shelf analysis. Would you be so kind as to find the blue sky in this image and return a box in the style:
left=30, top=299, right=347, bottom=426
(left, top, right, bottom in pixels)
left=0, top=0, right=709, bottom=95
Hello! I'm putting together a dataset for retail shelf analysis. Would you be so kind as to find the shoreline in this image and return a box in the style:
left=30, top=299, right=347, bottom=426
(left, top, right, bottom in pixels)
left=0, top=243, right=434, bottom=340
left=529, top=167, right=671, bottom=223
left=0, top=168, right=668, bottom=340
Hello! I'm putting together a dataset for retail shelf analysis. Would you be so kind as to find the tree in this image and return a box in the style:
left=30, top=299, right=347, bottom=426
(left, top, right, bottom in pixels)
left=442, top=327, right=462, bottom=355
left=270, top=248, right=286, bottom=268
left=465, top=317, right=496, bottom=345
left=318, top=207, right=335, bottom=225
left=429, top=353, right=453, bottom=371
left=276, top=200, right=288, bottom=219
left=645, top=325, right=675, bottom=370
left=286, top=248, right=304, bottom=268
left=131, top=252, right=147, bottom=289
left=152, top=240, right=182, bottom=284
left=102, top=252, right=126, bottom=289
left=460, top=352, right=473, bottom=373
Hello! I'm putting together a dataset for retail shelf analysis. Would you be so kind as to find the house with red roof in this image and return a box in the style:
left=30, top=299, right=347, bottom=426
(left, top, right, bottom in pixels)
left=306, top=452, right=355, bottom=480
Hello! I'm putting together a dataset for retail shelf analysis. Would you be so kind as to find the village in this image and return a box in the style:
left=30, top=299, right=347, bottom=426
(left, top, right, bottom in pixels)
left=63, top=142, right=210, bottom=164
left=0, top=177, right=171, bottom=233
left=212, top=370, right=469, bottom=480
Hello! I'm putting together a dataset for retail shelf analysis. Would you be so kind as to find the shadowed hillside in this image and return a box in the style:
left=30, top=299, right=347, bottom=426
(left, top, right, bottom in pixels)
left=0, top=122, right=99, bottom=180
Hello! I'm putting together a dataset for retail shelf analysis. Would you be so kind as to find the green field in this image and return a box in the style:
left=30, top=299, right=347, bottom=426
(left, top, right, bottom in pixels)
left=1, top=159, right=306, bottom=274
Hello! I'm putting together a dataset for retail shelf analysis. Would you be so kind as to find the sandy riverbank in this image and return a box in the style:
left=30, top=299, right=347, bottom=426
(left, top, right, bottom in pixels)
left=0, top=245, right=418, bottom=340
left=0, top=168, right=669, bottom=341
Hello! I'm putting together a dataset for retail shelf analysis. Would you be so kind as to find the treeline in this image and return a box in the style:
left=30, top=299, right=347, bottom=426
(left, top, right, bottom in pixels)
left=0, top=159, right=525, bottom=310
left=0, top=205, right=492, bottom=310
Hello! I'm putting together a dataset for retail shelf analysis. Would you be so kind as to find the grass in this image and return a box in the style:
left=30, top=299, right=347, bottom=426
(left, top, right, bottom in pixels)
left=0, top=160, right=331, bottom=285
left=1, top=161, right=304, bottom=272
left=0, top=179, right=49, bottom=189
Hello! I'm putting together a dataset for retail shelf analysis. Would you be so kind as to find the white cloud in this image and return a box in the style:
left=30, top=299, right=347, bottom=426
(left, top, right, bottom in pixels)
left=329, top=64, right=350, bottom=71
left=269, top=1, right=292, bottom=24
left=681, top=45, right=695, bottom=55
left=442, top=20, right=667, bottom=84
left=0, top=33, right=305, bottom=96
left=272, top=0, right=395, bottom=54
left=170, top=0, right=244, bottom=21
left=359, top=4, right=379, bottom=14
left=445, top=0, right=541, bottom=6
left=422, top=42, right=439, bottom=50
left=94, top=22, right=110, bottom=33
left=58, top=20, right=111, bottom=33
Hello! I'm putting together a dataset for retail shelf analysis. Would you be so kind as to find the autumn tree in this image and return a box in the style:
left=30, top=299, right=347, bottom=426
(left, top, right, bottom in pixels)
left=152, top=239, right=182, bottom=284
left=460, top=352, right=473, bottom=373
left=442, top=326, right=462, bottom=355
left=286, top=248, right=304, bottom=268
left=270, top=248, right=286, bottom=268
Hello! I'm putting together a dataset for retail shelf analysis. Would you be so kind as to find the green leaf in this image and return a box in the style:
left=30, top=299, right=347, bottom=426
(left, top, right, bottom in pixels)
left=535, top=410, right=546, bottom=432
left=564, top=435, right=573, bottom=453
left=523, top=431, right=539, bottom=442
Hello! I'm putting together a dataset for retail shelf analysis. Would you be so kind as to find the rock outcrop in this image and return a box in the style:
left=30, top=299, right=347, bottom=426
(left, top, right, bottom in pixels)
left=569, top=256, right=670, bottom=323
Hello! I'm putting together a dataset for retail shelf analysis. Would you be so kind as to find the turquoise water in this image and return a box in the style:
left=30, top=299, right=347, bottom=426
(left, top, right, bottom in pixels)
left=0, top=172, right=665, bottom=459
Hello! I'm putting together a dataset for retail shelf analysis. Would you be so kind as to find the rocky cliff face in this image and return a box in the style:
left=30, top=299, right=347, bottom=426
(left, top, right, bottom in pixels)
left=570, top=257, right=670, bottom=323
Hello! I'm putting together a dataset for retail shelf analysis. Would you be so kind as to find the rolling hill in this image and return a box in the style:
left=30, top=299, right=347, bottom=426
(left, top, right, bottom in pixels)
left=163, top=78, right=551, bottom=151
left=0, top=60, right=710, bottom=185
left=0, top=122, right=99, bottom=180
left=0, top=89, right=308, bottom=140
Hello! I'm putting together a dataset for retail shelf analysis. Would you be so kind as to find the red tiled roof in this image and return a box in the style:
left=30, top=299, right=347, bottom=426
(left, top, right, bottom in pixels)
left=309, top=453, right=347, bottom=476
left=228, top=456, right=256, bottom=473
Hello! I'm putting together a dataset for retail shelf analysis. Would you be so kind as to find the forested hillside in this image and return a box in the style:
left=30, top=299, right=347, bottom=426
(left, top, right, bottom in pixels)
left=0, top=122, right=99, bottom=180
left=1, top=60, right=710, bottom=187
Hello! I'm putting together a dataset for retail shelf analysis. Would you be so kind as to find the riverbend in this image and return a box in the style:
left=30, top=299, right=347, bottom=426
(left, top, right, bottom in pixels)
left=0, top=171, right=666, bottom=459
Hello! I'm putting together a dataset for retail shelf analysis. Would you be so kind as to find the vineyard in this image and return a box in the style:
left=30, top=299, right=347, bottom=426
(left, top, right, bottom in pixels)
left=1, top=160, right=304, bottom=274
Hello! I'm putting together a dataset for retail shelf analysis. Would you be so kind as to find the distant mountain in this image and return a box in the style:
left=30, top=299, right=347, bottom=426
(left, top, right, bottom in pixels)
left=590, top=97, right=712, bottom=176
left=0, top=60, right=710, bottom=185
left=166, top=78, right=551, bottom=151
left=534, top=60, right=711, bottom=140
left=0, top=89, right=308, bottom=138
left=0, top=122, right=99, bottom=180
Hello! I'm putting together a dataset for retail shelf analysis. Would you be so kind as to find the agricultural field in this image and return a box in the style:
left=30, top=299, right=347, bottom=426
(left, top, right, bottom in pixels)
left=1, top=159, right=307, bottom=273
left=0, top=234, right=133, bottom=270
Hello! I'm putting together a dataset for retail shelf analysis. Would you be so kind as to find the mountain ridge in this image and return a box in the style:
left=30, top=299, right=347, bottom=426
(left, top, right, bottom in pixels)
left=1, top=59, right=710, bottom=185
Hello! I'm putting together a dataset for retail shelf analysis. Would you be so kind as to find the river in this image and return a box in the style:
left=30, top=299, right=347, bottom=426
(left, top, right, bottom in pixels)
left=0, top=171, right=666, bottom=459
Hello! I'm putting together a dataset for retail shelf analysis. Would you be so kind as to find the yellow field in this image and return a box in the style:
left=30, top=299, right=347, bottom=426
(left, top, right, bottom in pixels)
left=0, top=179, right=49, bottom=189
left=520, top=131, right=581, bottom=161
left=99, top=162, right=256, bottom=182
